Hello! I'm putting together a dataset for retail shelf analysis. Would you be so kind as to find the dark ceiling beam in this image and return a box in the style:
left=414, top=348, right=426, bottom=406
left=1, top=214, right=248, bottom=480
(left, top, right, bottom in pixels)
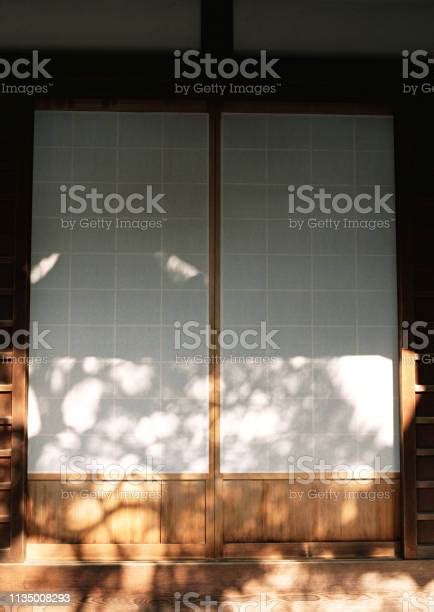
left=201, top=0, right=233, bottom=54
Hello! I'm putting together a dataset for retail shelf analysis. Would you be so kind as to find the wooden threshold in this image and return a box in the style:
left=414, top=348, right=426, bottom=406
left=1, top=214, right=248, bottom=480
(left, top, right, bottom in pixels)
left=26, top=543, right=208, bottom=562
left=222, top=542, right=399, bottom=560
left=26, top=541, right=399, bottom=563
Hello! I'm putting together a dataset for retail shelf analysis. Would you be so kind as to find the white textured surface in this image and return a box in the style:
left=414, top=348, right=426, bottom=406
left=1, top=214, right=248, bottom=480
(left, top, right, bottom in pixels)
left=220, top=113, right=399, bottom=473
left=29, top=111, right=209, bottom=473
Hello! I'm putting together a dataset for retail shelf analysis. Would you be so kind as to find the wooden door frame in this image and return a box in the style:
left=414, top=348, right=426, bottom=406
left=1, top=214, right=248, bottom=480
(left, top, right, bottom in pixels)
left=18, top=98, right=408, bottom=561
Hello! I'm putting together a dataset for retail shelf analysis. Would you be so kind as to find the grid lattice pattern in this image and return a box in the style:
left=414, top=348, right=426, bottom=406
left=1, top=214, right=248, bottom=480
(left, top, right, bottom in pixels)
left=220, top=113, right=398, bottom=473
left=29, top=111, right=209, bottom=473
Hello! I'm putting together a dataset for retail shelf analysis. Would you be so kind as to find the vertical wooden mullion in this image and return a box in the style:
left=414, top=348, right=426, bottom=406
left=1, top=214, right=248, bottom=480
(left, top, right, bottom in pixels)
left=208, top=104, right=223, bottom=558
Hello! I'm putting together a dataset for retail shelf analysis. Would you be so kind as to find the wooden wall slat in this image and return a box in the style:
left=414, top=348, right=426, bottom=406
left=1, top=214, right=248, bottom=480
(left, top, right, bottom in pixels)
left=0, top=101, right=33, bottom=562
left=0, top=491, right=10, bottom=517
left=0, top=394, right=11, bottom=418
left=396, top=102, right=434, bottom=558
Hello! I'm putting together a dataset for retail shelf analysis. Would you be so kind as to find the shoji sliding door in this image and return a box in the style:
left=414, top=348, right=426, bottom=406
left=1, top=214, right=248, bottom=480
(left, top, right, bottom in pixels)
left=219, top=113, right=400, bottom=557
left=27, top=107, right=401, bottom=560
left=28, top=109, right=212, bottom=560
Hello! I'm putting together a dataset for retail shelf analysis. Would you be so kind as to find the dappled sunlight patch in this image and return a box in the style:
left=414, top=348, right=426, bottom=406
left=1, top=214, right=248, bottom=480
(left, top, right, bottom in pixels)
left=185, top=375, right=209, bottom=401
left=27, top=386, right=41, bottom=437
left=340, top=497, right=358, bottom=525
left=30, top=252, right=61, bottom=284
left=62, top=377, right=105, bottom=433
left=221, top=353, right=397, bottom=472
left=135, top=411, right=179, bottom=446
left=163, top=253, right=201, bottom=282
left=109, top=360, right=156, bottom=396
left=65, top=497, right=105, bottom=531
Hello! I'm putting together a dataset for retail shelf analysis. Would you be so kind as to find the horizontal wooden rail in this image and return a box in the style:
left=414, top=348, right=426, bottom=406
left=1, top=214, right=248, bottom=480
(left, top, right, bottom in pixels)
left=416, top=481, right=434, bottom=488
left=415, top=385, right=434, bottom=393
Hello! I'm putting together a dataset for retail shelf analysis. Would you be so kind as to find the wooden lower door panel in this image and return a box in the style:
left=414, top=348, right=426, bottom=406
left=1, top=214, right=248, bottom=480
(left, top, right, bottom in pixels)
left=27, top=477, right=210, bottom=561
left=28, top=476, right=400, bottom=560
left=221, top=478, right=400, bottom=559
